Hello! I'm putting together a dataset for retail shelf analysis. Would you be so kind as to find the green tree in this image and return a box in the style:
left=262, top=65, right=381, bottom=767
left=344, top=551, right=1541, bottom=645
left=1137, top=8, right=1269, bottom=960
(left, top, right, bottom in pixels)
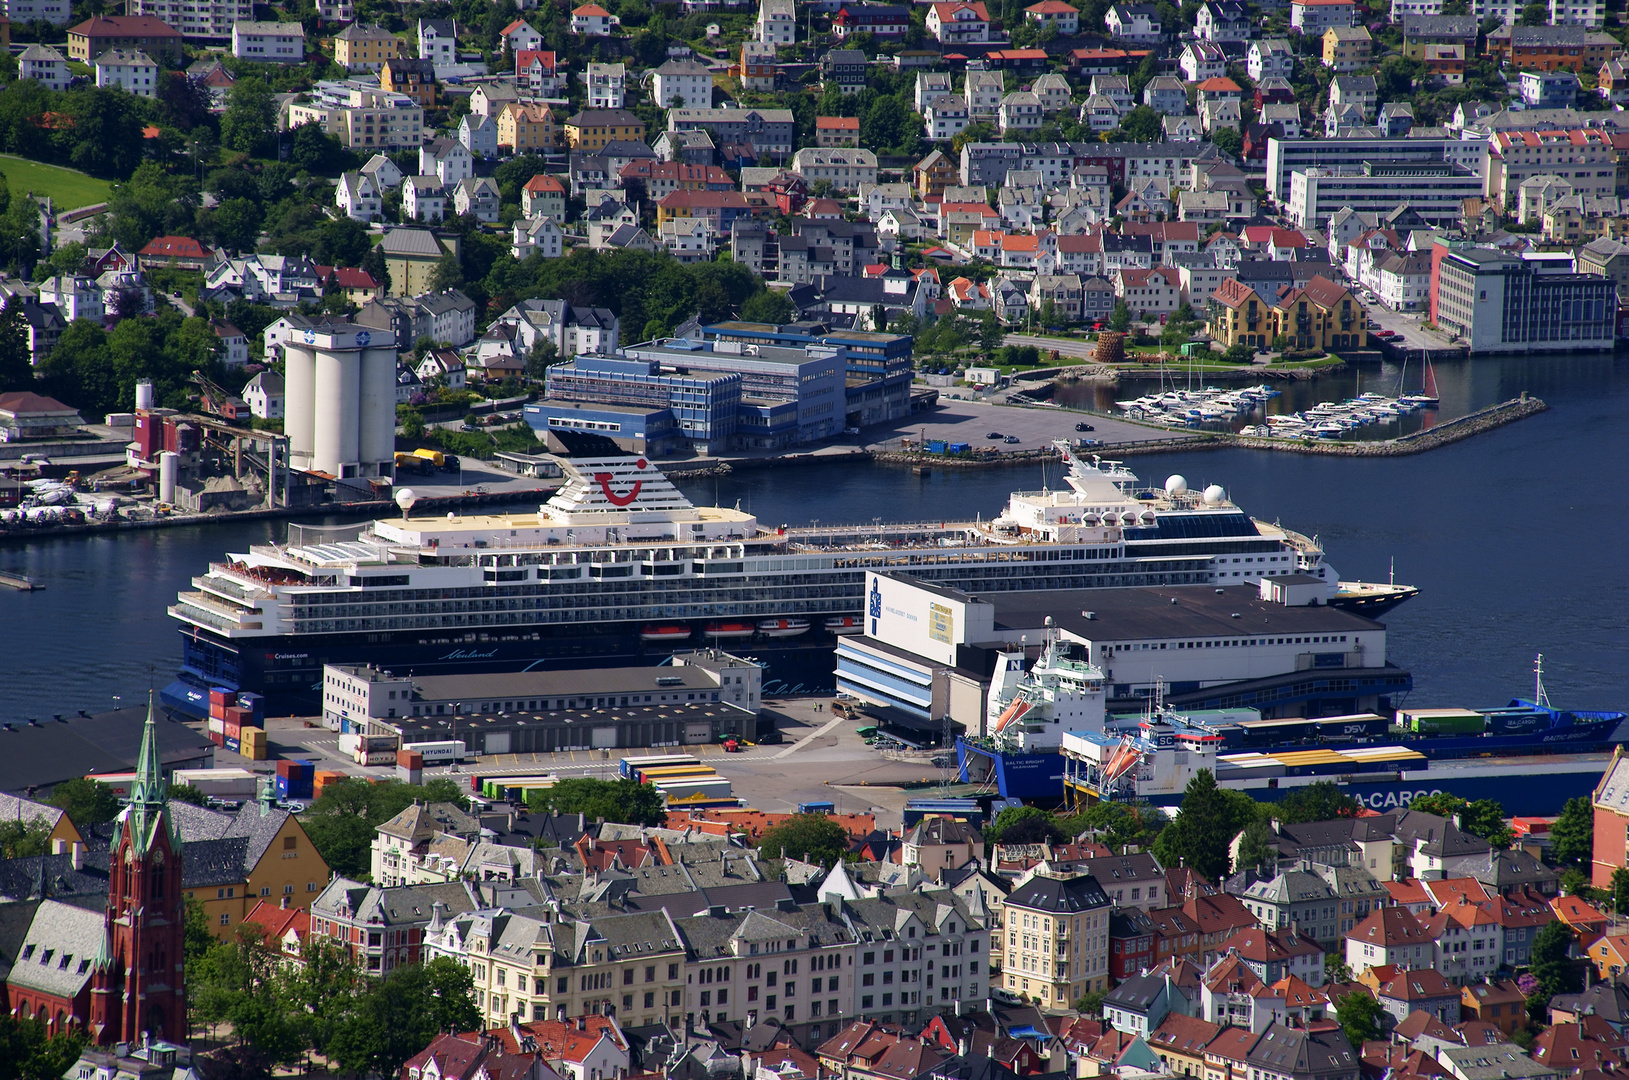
left=0, top=1015, right=88, bottom=1080
left=182, top=896, right=216, bottom=968
left=1234, top=816, right=1278, bottom=875
left=757, top=813, right=851, bottom=866
left=741, top=288, right=796, bottom=324
left=300, top=777, right=471, bottom=878
left=1407, top=794, right=1513, bottom=848
left=0, top=297, right=32, bottom=392
left=102, top=162, right=198, bottom=251
left=1109, top=299, right=1132, bottom=331
left=289, top=122, right=354, bottom=176
left=48, top=778, right=120, bottom=827
left=978, top=309, right=1002, bottom=353
left=205, top=197, right=264, bottom=254
left=1610, top=867, right=1629, bottom=914
left=1210, top=127, right=1243, bottom=158
left=1326, top=954, right=1353, bottom=983
left=220, top=77, right=277, bottom=157
left=169, top=782, right=209, bottom=807
left=327, top=957, right=481, bottom=1078
left=1221, top=342, right=1254, bottom=363
left=1552, top=797, right=1593, bottom=870
left=987, top=806, right=1065, bottom=846
left=1275, top=781, right=1361, bottom=824
left=1062, top=801, right=1164, bottom=852
left=1336, top=990, right=1384, bottom=1046
left=1075, top=988, right=1107, bottom=1015
left=1516, top=0, right=1547, bottom=21
left=0, top=818, right=50, bottom=858
left=524, top=777, right=666, bottom=827
left=1529, top=919, right=1580, bottom=1002
left=1152, top=770, right=1251, bottom=882
left=1116, top=105, right=1164, bottom=143
left=65, top=87, right=146, bottom=180
left=158, top=71, right=213, bottom=132
left=430, top=253, right=466, bottom=293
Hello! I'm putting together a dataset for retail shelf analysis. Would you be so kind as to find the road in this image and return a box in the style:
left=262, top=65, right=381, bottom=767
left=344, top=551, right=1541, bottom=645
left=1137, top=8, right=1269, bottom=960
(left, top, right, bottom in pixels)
left=1000, top=332, right=1102, bottom=360
left=1361, top=302, right=1461, bottom=353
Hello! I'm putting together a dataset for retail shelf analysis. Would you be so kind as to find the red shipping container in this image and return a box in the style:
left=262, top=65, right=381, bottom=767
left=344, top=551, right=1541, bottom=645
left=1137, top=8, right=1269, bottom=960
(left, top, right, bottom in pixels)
left=224, top=721, right=242, bottom=740
left=209, top=688, right=232, bottom=706
left=397, top=750, right=424, bottom=768
left=209, top=730, right=225, bottom=747
left=224, top=706, right=251, bottom=724
left=210, top=703, right=228, bottom=721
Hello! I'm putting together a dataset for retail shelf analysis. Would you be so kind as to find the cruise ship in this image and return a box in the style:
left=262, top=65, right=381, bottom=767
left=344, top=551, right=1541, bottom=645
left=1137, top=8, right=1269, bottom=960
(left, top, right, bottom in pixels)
left=166, top=433, right=1417, bottom=715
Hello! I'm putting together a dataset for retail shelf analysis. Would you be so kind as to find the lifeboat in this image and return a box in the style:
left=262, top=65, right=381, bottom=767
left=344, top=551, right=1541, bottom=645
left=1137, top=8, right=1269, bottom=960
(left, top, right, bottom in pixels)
left=702, top=621, right=756, bottom=639
left=640, top=624, right=693, bottom=643
left=824, top=615, right=863, bottom=635
left=757, top=618, right=811, bottom=638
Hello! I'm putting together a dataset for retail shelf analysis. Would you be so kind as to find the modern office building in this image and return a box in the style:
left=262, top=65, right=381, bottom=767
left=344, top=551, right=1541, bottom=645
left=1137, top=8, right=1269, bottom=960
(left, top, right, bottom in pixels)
left=1434, top=248, right=1616, bottom=353
left=542, top=354, right=744, bottom=453
left=699, top=321, right=915, bottom=428
left=1287, top=161, right=1483, bottom=228
left=1265, top=134, right=1487, bottom=200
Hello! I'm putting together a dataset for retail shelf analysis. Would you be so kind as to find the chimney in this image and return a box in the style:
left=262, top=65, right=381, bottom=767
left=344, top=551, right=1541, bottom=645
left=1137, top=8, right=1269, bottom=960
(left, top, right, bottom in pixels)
left=52, top=838, right=67, bottom=855
left=557, top=1005, right=568, bottom=1022
left=71, top=842, right=84, bottom=871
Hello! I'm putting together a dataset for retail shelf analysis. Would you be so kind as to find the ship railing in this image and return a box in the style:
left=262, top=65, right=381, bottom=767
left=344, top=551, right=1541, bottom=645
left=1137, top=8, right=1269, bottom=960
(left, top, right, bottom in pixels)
left=169, top=601, right=261, bottom=633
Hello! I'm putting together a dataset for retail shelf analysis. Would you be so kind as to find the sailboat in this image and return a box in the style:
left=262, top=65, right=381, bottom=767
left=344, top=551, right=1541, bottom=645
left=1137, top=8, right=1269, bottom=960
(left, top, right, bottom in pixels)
left=1399, top=354, right=1440, bottom=410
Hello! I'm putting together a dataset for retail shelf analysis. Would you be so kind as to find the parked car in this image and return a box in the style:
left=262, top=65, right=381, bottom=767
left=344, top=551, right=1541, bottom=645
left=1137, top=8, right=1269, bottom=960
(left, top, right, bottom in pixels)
left=1003, top=435, right=1020, bottom=444
left=1075, top=422, right=1094, bottom=432
left=985, top=431, right=1003, bottom=439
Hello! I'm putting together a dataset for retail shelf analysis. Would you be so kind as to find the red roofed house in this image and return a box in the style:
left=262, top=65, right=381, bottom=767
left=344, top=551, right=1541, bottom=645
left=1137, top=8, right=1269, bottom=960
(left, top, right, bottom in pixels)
left=1025, top=0, right=1079, bottom=33
left=1551, top=894, right=1609, bottom=947
left=1195, top=76, right=1243, bottom=108
left=927, top=1, right=990, bottom=44
left=816, top=115, right=861, bottom=147
left=1114, top=266, right=1180, bottom=318
left=67, top=15, right=182, bottom=63
left=500, top=18, right=543, bottom=53
left=522, top=173, right=567, bottom=220
left=138, top=235, right=213, bottom=271
left=1374, top=969, right=1461, bottom=1027
left=400, top=1032, right=547, bottom=1080
left=1587, top=933, right=1629, bottom=982
left=486, top=1015, right=630, bottom=1080
left=0, top=391, right=84, bottom=441
left=570, top=3, right=620, bottom=36
left=516, top=50, right=563, bottom=94
left=242, top=900, right=310, bottom=963
left=1207, top=277, right=1268, bottom=348
left=619, top=160, right=735, bottom=200
left=1532, top=1018, right=1629, bottom=1075
left=315, top=264, right=385, bottom=305
left=1461, top=979, right=1529, bottom=1037
left=1345, top=908, right=1434, bottom=977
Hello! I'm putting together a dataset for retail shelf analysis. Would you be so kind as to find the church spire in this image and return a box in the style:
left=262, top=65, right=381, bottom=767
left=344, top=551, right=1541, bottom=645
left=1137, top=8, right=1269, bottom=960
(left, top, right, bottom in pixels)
left=126, top=692, right=168, bottom=854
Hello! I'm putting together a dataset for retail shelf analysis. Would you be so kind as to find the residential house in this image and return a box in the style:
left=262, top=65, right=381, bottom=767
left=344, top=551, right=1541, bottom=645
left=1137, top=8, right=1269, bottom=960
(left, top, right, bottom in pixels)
left=516, top=50, right=563, bottom=94
left=417, top=17, right=455, bottom=66
left=522, top=173, right=567, bottom=219
left=928, top=1, right=991, bottom=44
left=458, top=113, right=498, bottom=158
left=499, top=103, right=561, bottom=153
left=817, top=116, right=861, bottom=147
left=571, top=3, right=619, bottom=35
left=1002, top=873, right=1112, bottom=1007
left=1323, top=26, right=1371, bottom=71
left=499, top=18, right=543, bottom=53
left=1180, top=41, right=1227, bottom=82
left=821, top=49, right=868, bottom=95
left=454, top=177, right=501, bottom=223
left=758, top=0, right=796, bottom=44
left=231, top=21, right=302, bottom=63
left=1197, top=0, right=1249, bottom=41
left=565, top=108, right=645, bottom=150
left=242, top=370, right=284, bottom=419
left=1026, top=0, right=1079, bottom=33
left=1106, top=4, right=1162, bottom=43
left=404, top=176, right=448, bottom=223
left=1249, top=39, right=1296, bottom=81
left=652, top=57, right=714, bottom=108
left=1290, top=0, right=1359, bottom=32
left=1144, top=75, right=1188, bottom=114
left=18, top=45, right=67, bottom=90
left=94, top=48, right=158, bottom=95
left=513, top=215, right=566, bottom=261
left=587, top=61, right=628, bottom=107
left=333, top=23, right=400, bottom=72
left=336, top=171, right=381, bottom=221
left=67, top=14, right=183, bottom=63
left=420, top=137, right=473, bottom=186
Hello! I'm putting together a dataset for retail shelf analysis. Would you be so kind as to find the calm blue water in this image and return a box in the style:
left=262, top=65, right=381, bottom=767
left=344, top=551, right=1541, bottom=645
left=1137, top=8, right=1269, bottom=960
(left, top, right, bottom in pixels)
left=1, top=354, right=1625, bottom=718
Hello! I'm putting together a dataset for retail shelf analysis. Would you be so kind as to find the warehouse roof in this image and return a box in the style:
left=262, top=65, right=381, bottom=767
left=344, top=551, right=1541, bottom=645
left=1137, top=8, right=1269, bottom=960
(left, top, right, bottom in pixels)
left=407, top=664, right=720, bottom=702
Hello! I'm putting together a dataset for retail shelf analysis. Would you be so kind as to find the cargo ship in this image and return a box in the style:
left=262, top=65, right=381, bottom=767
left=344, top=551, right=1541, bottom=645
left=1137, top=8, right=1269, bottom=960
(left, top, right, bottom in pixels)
left=959, top=648, right=1626, bottom=805
left=166, top=434, right=1415, bottom=715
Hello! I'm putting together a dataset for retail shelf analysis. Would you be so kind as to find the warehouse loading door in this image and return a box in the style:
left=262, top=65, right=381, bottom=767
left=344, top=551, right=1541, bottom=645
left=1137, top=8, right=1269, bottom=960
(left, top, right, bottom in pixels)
left=683, top=722, right=711, bottom=744
left=592, top=726, right=618, bottom=748
left=486, top=732, right=511, bottom=755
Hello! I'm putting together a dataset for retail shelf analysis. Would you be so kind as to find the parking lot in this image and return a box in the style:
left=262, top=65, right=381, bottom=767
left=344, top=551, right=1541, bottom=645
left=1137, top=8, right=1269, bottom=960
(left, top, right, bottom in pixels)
left=858, top=396, right=1195, bottom=453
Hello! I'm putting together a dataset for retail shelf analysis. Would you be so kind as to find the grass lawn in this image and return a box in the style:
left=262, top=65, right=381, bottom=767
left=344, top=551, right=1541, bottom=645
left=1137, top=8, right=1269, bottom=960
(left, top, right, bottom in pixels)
left=0, top=155, right=112, bottom=210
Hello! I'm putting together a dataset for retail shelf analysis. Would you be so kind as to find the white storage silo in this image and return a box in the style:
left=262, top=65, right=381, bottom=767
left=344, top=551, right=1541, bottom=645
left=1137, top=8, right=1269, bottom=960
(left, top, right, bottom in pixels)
left=158, top=451, right=178, bottom=504
left=359, top=346, right=398, bottom=474
left=314, top=349, right=360, bottom=475
left=135, top=380, right=154, bottom=411
left=284, top=344, right=316, bottom=468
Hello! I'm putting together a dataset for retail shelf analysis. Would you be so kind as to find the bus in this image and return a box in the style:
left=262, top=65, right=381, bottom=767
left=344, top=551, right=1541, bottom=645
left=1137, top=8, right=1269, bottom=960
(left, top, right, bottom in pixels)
left=618, top=754, right=700, bottom=779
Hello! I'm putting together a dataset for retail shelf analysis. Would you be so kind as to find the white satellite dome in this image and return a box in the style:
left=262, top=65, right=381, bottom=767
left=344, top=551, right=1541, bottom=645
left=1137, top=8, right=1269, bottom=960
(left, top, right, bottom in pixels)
left=394, top=488, right=419, bottom=516
left=1164, top=474, right=1188, bottom=495
left=1203, top=484, right=1226, bottom=506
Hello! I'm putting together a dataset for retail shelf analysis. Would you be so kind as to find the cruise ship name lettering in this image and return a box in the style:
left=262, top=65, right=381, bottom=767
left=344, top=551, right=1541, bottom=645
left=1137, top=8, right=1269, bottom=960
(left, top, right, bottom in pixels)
left=439, top=648, right=500, bottom=660
left=884, top=605, right=918, bottom=624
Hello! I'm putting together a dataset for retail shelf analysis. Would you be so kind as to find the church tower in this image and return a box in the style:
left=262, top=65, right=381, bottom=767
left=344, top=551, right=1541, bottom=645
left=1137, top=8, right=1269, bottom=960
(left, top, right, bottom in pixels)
left=91, top=693, right=187, bottom=1045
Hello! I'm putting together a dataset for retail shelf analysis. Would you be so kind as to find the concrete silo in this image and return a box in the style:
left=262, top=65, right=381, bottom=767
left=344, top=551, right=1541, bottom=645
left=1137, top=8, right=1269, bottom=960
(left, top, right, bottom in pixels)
left=278, top=322, right=399, bottom=478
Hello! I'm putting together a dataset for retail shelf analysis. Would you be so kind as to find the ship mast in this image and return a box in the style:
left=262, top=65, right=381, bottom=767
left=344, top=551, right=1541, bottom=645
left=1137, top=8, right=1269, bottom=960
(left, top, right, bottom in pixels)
left=1534, top=653, right=1550, bottom=709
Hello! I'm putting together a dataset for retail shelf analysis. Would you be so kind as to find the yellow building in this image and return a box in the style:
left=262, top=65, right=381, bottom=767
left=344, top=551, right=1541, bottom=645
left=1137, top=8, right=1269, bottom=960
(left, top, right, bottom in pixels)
left=564, top=107, right=646, bottom=151
left=1270, top=275, right=1368, bottom=350
left=379, top=226, right=460, bottom=297
left=1001, top=873, right=1112, bottom=1008
left=381, top=57, right=437, bottom=108
left=334, top=22, right=401, bottom=72
left=174, top=798, right=332, bottom=937
left=1207, top=277, right=1270, bottom=347
left=1322, top=25, right=1372, bottom=72
left=498, top=103, right=560, bottom=152
left=0, top=793, right=83, bottom=851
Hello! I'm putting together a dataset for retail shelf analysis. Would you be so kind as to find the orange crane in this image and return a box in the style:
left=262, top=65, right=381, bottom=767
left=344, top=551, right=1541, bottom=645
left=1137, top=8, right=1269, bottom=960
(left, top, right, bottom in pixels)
left=189, top=370, right=249, bottom=423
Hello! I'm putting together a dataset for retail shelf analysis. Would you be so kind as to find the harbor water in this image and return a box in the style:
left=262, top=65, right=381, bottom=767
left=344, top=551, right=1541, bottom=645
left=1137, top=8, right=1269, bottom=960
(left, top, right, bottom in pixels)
left=1, top=353, right=1625, bottom=719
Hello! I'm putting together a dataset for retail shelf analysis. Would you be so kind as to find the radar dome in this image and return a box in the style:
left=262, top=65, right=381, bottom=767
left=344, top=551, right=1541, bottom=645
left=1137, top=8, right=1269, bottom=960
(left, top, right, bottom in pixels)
left=1203, top=484, right=1226, bottom=505
left=394, top=487, right=418, bottom=510
left=1164, top=474, right=1188, bottom=495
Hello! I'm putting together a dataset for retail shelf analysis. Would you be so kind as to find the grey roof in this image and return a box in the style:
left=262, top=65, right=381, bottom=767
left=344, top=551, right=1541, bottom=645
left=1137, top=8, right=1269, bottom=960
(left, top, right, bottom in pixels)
left=1243, top=870, right=1336, bottom=905
left=0, top=706, right=210, bottom=797
left=379, top=228, right=447, bottom=256
left=1394, top=809, right=1491, bottom=858
left=18, top=44, right=65, bottom=62
left=0, top=794, right=65, bottom=833
left=1402, top=14, right=1477, bottom=37
left=654, top=57, right=713, bottom=75
left=1245, top=1023, right=1358, bottom=1077
left=420, top=17, right=456, bottom=36
left=1103, top=971, right=1173, bottom=1012
left=1440, top=1045, right=1559, bottom=1080
left=378, top=800, right=481, bottom=842
left=1005, top=873, right=1110, bottom=914
left=8, top=899, right=105, bottom=998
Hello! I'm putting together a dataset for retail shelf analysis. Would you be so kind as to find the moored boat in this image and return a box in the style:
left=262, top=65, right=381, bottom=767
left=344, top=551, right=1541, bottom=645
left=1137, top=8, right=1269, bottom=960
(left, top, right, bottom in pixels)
left=757, top=618, right=811, bottom=638
left=640, top=624, right=692, bottom=643
left=702, top=621, right=756, bottom=639
left=825, top=615, right=863, bottom=635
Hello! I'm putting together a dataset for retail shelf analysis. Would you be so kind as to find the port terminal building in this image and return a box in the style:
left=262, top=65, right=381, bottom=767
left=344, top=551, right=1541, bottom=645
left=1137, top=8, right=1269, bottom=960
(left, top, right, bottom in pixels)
left=322, top=649, right=762, bottom=731
left=836, top=571, right=1409, bottom=743
left=531, top=320, right=914, bottom=454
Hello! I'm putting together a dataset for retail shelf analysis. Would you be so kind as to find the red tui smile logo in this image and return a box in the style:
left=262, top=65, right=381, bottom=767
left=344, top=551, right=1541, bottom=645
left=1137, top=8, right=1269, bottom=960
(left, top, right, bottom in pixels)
left=593, top=460, right=648, bottom=507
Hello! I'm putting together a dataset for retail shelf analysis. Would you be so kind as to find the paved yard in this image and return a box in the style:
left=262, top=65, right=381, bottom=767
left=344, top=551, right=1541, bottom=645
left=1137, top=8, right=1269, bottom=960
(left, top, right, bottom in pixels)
left=859, top=396, right=1194, bottom=453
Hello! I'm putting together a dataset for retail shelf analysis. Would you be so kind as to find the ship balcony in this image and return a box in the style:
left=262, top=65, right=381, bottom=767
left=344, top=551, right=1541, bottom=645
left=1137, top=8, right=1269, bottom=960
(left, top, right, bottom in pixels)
left=170, top=596, right=264, bottom=633
left=195, top=572, right=271, bottom=604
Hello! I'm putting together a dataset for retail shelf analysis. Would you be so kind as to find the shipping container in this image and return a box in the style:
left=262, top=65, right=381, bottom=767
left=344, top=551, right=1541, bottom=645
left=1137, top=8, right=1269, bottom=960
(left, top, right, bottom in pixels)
left=207, top=717, right=225, bottom=734
left=798, top=801, right=835, bottom=814
left=947, top=442, right=970, bottom=454
left=243, top=743, right=266, bottom=761
left=353, top=749, right=396, bottom=767
left=637, top=764, right=716, bottom=784
left=224, top=721, right=242, bottom=741
left=237, top=692, right=264, bottom=716
left=1310, top=714, right=1391, bottom=739
left=396, top=765, right=423, bottom=783
left=225, top=736, right=240, bottom=753
left=209, top=730, right=225, bottom=747
left=618, top=754, right=700, bottom=779
left=1400, top=708, right=1486, bottom=735
left=927, top=440, right=947, bottom=454
left=398, top=750, right=424, bottom=768
left=209, top=687, right=233, bottom=707
left=172, top=768, right=262, bottom=798
left=656, top=778, right=734, bottom=799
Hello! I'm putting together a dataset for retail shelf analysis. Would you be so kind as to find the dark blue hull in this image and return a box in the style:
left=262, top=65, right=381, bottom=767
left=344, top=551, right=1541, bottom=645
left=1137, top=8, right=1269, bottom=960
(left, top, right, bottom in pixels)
left=1391, top=717, right=1624, bottom=757
left=958, top=740, right=1067, bottom=799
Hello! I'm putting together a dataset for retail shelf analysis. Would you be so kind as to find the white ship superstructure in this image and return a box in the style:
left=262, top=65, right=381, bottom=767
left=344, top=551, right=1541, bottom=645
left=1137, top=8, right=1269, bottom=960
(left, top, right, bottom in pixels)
left=167, top=433, right=1409, bottom=711
left=984, top=626, right=1107, bottom=751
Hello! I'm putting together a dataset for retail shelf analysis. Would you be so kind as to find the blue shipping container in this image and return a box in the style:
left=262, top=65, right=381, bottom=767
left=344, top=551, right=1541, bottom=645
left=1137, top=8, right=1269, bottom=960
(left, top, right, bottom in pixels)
left=225, top=736, right=240, bottom=753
